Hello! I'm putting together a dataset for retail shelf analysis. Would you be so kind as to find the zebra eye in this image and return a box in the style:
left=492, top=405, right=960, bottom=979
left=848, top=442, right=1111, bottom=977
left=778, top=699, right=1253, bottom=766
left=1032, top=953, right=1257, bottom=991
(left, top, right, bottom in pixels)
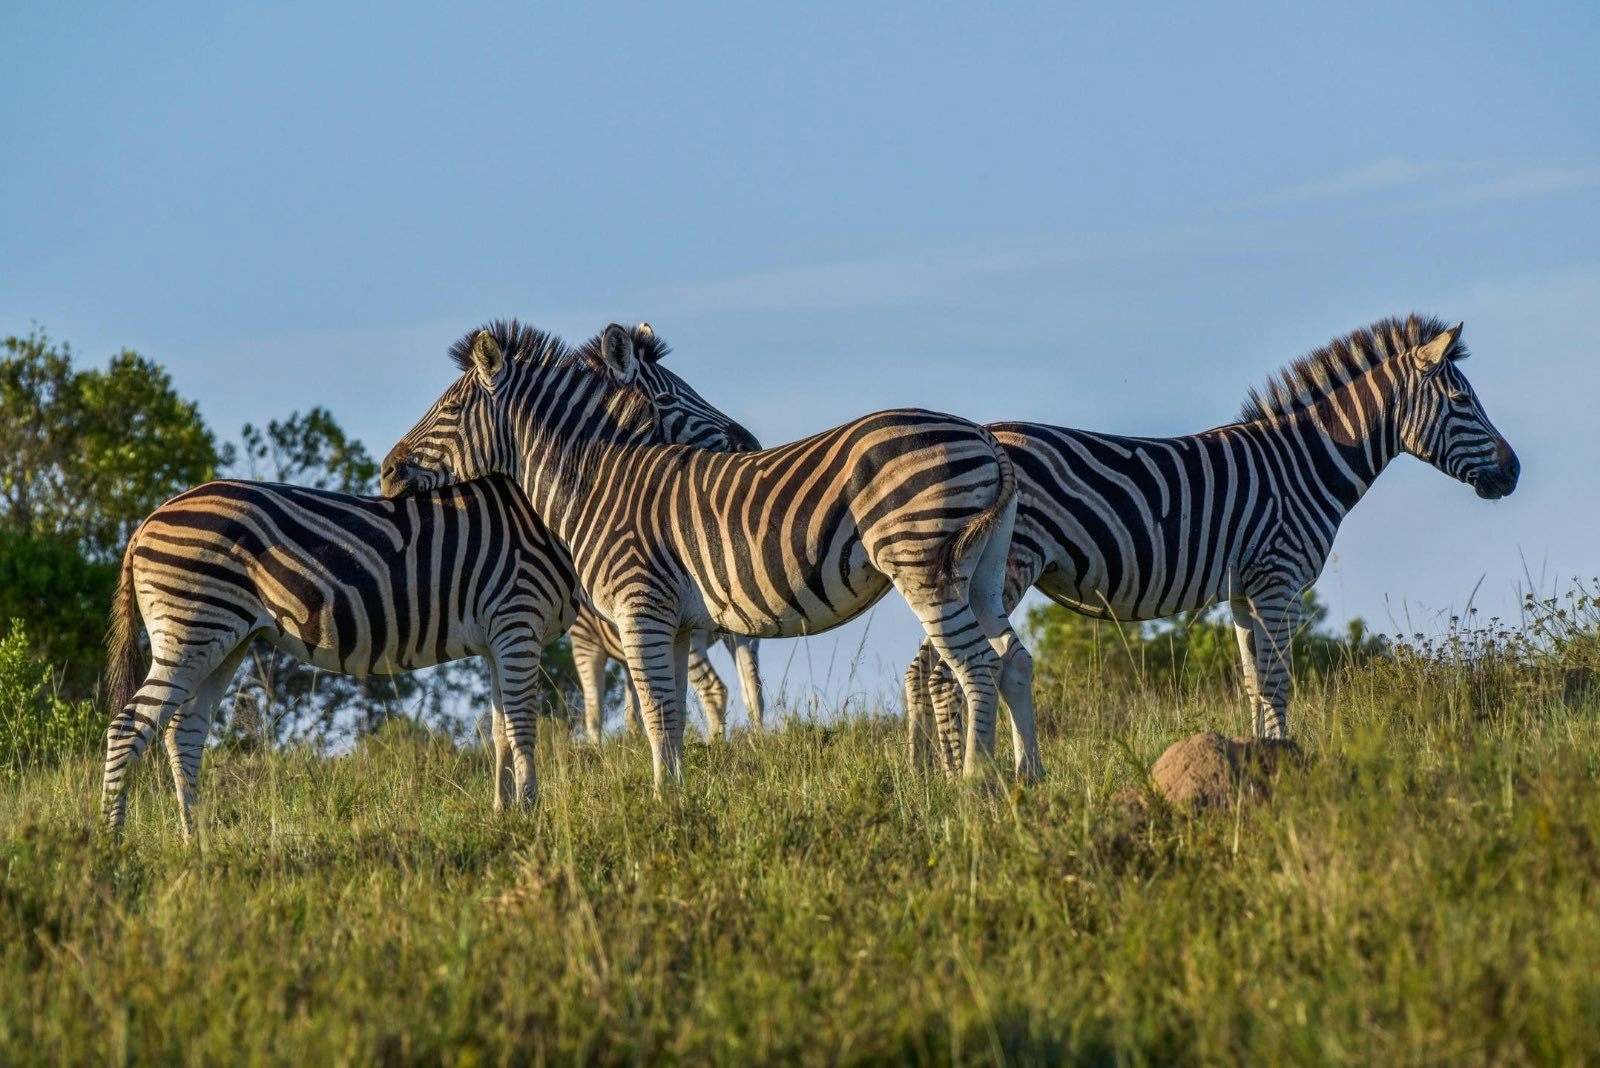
left=654, top=392, right=678, bottom=409
left=439, top=401, right=464, bottom=416
left=1446, top=389, right=1468, bottom=404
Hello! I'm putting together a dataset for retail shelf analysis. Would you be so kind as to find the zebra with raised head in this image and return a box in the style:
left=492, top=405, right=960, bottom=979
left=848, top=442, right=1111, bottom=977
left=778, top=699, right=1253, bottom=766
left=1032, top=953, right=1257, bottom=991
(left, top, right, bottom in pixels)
left=570, top=601, right=765, bottom=742
left=380, top=321, right=1037, bottom=787
left=101, top=324, right=753, bottom=837
left=906, top=315, right=1519, bottom=770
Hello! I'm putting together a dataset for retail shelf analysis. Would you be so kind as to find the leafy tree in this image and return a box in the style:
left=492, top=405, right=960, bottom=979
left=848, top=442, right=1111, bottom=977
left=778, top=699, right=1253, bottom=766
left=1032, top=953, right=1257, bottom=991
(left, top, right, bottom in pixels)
left=0, top=330, right=228, bottom=689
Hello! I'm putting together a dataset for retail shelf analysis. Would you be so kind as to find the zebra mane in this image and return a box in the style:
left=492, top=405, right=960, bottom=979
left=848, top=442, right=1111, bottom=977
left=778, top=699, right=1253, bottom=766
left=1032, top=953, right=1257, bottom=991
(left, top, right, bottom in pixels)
left=447, top=320, right=571, bottom=374
left=1239, top=314, right=1469, bottom=423
left=630, top=327, right=671, bottom=364
left=448, top=319, right=668, bottom=382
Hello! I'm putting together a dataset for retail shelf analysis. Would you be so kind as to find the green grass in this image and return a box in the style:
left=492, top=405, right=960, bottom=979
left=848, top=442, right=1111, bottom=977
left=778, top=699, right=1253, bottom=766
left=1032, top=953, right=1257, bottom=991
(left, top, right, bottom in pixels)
left=4, top=657, right=1600, bottom=1064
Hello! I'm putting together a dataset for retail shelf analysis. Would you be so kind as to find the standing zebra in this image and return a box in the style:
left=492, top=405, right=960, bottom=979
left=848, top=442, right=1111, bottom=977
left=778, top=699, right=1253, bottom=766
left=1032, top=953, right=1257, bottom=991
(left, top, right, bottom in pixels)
left=570, top=602, right=765, bottom=742
left=381, top=321, right=1037, bottom=787
left=100, top=476, right=576, bottom=836
left=906, top=316, right=1519, bottom=770
left=101, top=323, right=753, bottom=836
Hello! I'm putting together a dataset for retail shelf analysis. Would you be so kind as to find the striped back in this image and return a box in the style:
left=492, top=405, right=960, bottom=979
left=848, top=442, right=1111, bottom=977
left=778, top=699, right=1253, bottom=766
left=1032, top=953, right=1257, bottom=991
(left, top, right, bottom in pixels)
left=127, top=475, right=576, bottom=672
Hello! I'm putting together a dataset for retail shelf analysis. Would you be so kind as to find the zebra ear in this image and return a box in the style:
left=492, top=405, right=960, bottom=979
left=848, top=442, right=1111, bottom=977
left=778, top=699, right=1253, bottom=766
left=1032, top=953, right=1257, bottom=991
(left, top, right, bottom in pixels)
left=472, top=330, right=505, bottom=385
left=599, top=323, right=637, bottom=384
left=1416, top=322, right=1462, bottom=372
left=632, top=322, right=670, bottom=364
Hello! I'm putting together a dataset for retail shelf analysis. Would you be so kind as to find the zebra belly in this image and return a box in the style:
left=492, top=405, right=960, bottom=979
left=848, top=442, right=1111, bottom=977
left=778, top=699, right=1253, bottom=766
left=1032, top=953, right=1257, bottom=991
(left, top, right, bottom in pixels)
left=260, top=617, right=485, bottom=675
left=704, top=569, right=893, bottom=639
left=1033, top=568, right=1222, bottom=623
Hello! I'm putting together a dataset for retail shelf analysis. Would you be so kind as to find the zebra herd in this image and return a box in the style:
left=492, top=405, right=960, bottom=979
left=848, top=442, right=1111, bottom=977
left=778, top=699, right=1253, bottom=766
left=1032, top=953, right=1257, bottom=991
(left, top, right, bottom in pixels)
left=101, top=314, right=1519, bottom=836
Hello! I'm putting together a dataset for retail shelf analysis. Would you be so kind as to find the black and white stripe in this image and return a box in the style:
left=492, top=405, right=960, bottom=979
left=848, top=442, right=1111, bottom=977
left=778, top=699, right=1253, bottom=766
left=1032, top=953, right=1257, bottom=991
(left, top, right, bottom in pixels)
left=100, top=476, right=576, bottom=835
left=382, top=322, right=1038, bottom=786
left=907, top=316, right=1520, bottom=768
left=569, top=602, right=764, bottom=741
left=101, top=325, right=748, bottom=836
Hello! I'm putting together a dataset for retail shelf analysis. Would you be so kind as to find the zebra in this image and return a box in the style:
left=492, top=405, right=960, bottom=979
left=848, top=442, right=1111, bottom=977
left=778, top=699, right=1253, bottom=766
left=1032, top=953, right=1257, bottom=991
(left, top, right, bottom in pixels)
left=569, top=602, right=765, bottom=742
left=99, top=476, right=575, bottom=836
left=380, top=321, right=1038, bottom=788
left=904, top=315, right=1519, bottom=771
left=101, top=324, right=754, bottom=837
left=568, top=399, right=767, bottom=744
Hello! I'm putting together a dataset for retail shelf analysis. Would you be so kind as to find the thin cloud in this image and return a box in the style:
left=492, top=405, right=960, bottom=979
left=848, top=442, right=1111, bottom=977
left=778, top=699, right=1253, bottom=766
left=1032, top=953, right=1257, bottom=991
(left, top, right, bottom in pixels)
left=1448, top=164, right=1600, bottom=205
left=1270, top=158, right=1428, bottom=204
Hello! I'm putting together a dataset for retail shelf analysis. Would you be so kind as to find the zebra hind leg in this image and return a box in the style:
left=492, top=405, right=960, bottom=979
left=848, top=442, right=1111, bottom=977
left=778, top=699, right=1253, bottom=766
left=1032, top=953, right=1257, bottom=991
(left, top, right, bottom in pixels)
left=899, top=584, right=1004, bottom=778
left=162, top=646, right=249, bottom=840
left=965, top=507, right=1042, bottom=779
left=102, top=642, right=232, bottom=834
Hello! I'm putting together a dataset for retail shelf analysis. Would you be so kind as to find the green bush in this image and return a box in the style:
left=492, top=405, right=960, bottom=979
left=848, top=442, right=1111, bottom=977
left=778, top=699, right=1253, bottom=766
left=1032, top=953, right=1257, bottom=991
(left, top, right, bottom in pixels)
left=0, top=620, right=104, bottom=778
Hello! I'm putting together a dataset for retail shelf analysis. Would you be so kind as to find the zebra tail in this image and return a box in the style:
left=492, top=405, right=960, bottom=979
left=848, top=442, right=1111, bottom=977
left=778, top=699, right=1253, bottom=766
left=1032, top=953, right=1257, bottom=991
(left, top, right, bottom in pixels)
left=932, top=435, right=1017, bottom=596
left=103, top=537, right=146, bottom=718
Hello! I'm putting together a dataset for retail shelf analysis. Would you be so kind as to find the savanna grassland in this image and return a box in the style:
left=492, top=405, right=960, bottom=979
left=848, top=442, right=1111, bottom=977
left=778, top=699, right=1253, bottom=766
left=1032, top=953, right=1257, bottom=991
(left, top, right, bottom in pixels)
left=4, top=614, right=1600, bottom=1066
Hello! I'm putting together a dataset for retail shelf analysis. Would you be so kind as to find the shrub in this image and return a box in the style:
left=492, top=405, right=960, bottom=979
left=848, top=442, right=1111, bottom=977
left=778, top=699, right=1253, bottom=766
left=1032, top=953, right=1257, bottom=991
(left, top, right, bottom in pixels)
left=0, top=619, right=104, bottom=778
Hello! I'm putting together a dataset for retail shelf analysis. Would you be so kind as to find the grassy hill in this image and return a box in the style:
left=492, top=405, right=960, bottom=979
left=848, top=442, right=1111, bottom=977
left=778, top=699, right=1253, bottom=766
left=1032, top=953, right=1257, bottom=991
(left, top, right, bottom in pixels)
left=3, top=634, right=1599, bottom=1064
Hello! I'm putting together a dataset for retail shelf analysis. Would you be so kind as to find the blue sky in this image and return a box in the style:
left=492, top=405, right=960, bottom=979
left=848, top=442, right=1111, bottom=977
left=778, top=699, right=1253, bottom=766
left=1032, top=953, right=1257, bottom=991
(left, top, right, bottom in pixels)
left=4, top=3, right=1598, bottom=718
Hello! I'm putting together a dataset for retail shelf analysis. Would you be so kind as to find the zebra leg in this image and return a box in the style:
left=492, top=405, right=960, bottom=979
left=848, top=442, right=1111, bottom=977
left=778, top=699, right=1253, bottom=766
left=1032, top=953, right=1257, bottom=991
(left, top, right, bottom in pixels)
left=618, top=614, right=688, bottom=790
left=489, top=671, right=515, bottom=812
left=733, top=636, right=764, bottom=733
left=1230, top=592, right=1299, bottom=739
left=162, top=646, right=248, bottom=840
left=929, top=661, right=967, bottom=777
left=902, top=641, right=944, bottom=771
left=102, top=645, right=223, bottom=833
left=623, top=667, right=644, bottom=736
left=903, top=643, right=934, bottom=770
left=687, top=632, right=729, bottom=741
left=966, top=507, right=1042, bottom=779
left=574, top=631, right=609, bottom=744
left=901, top=589, right=1004, bottom=778
left=489, top=624, right=545, bottom=809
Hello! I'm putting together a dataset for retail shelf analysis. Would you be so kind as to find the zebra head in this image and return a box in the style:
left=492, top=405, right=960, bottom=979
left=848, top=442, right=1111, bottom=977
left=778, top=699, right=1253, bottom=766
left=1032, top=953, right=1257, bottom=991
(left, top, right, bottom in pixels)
left=1396, top=322, right=1520, bottom=500
left=630, top=322, right=763, bottom=453
left=381, top=321, right=756, bottom=497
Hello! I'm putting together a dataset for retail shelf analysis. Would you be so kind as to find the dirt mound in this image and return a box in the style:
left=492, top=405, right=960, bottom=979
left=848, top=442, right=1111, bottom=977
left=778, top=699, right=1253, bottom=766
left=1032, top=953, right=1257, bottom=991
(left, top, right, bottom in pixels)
left=1115, top=732, right=1301, bottom=818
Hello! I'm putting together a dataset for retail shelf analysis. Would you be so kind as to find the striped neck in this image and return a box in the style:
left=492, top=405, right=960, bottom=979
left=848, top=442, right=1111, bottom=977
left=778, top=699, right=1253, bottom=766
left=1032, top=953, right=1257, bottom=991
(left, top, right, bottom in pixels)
left=1266, top=360, right=1404, bottom=518
left=503, top=380, right=649, bottom=546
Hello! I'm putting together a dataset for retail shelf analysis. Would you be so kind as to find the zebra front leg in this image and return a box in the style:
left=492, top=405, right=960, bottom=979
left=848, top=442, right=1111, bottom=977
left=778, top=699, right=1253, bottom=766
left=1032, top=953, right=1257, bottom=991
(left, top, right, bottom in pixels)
left=903, top=642, right=940, bottom=771
left=488, top=633, right=543, bottom=810
left=1230, top=592, right=1298, bottom=739
left=687, top=632, right=729, bottom=741
left=622, top=667, right=644, bottom=736
left=929, top=665, right=967, bottom=777
left=619, top=615, right=688, bottom=791
left=734, top=636, right=764, bottom=733
left=574, top=632, right=609, bottom=744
